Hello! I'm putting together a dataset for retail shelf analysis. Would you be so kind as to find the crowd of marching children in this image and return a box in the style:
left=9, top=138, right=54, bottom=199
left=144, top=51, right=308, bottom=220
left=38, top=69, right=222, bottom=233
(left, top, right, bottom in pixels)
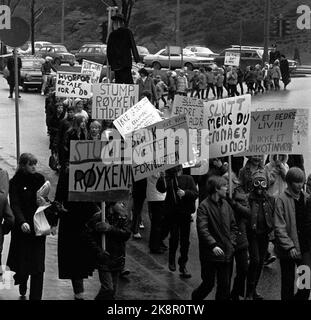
left=0, top=49, right=305, bottom=301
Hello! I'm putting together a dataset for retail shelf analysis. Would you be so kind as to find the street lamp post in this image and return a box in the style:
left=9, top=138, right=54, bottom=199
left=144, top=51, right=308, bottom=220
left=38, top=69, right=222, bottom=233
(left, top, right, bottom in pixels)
left=263, top=0, right=270, bottom=64
left=61, top=0, right=65, bottom=43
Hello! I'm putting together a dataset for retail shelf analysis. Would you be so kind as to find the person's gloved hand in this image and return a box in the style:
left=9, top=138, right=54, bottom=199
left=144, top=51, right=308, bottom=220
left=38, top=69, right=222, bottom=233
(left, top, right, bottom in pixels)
left=95, top=222, right=112, bottom=233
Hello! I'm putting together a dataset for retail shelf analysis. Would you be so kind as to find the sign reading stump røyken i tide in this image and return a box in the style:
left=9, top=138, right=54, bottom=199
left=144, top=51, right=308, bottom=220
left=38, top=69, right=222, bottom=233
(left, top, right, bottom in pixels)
left=130, top=114, right=190, bottom=181
left=56, top=72, right=92, bottom=98
left=203, top=95, right=251, bottom=158
left=113, top=97, right=162, bottom=139
left=224, top=52, right=241, bottom=67
left=68, top=140, right=132, bottom=202
left=81, top=59, right=103, bottom=84
left=92, top=83, right=139, bottom=120
left=242, top=109, right=297, bottom=156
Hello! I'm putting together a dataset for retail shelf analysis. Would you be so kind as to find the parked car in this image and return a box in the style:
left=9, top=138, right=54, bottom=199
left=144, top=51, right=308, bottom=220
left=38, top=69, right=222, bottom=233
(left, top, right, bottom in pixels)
left=15, top=41, right=52, bottom=55
left=185, top=45, right=218, bottom=58
left=143, top=48, right=215, bottom=71
left=2, top=56, right=47, bottom=92
left=137, top=45, right=150, bottom=62
left=75, top=43, right=107, bottom=65
left=37, top=44, right=75, bottom=66
left=214, top=45, right=297, bottom=72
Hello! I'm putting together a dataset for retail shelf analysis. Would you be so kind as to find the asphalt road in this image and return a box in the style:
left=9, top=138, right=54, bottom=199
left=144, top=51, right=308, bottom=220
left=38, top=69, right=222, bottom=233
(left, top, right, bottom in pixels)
left=0, top=76, right=310, bottom=300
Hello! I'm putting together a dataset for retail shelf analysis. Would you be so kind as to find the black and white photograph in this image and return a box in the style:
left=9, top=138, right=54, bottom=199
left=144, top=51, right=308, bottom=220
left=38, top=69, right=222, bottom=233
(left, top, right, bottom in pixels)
left=0, top=0, right=311, bottom=311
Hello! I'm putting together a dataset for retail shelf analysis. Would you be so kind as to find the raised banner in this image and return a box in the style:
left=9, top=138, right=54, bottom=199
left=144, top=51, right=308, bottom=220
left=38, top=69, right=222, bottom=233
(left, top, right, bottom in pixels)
left=203, top=95, right=251, bottom=158
left=292, top=108, right=309, bottom=154
left=68, top=140, right=132, bottom=202
left=113, top=97, right=162, bottom=139
left=171, top=95, right=204, bottom=129
left=92, top=83, right=139, bottom=120
left=243, top=109, right=297, bottom=156
left=224, top=52, right=240, bottom=66
left=81, top=59, right=103, bottom=83
left=55, top=72, right=92, bottom=98
left=130, top=114, right=190, bottom=181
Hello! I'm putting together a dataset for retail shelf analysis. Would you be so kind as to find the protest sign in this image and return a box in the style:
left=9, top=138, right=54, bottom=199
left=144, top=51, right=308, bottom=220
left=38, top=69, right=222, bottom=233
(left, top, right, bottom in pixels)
left=68, top=140, right=132, bottom=202
left=92, top=83, right=139, bottom=120
left=81, top=59, right=103, bottom=83
left=203, top=95, right=251, bottom=158
left=292, top=108, right=309, bottom=154
left=242, top=109, right=297, bottom=156
left=224, top=52, right=240, bottom=66
left=171, top=95, right=204, bottom=129
left=130, top=114, right=190, bottom=181
left=113, top=97, right=162, bottom=139
left=56, top=72, right=92, bottom=98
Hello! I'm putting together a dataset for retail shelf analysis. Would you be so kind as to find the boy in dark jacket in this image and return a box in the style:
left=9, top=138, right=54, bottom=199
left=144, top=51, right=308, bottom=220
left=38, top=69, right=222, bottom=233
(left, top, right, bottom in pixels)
left=156, top=165, right=198, bottom=278
left=245, top=170, right=275, bottom=300
left=192, top=175, right=238, bottom=300
left=85, top=202, right=131, bottom=300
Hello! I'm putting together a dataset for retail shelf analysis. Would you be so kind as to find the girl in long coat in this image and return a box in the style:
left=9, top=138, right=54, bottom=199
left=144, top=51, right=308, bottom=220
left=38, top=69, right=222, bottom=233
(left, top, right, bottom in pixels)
left=56, top=114, right=98, bottom=300
left=7, top=153, right=47, bottom=300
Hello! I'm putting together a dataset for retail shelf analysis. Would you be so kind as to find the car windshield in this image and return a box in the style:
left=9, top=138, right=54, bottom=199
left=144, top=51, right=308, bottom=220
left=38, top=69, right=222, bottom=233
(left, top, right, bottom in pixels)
left=53, top=46, right=68, bottom=53
left=193, top=47, right=214, bottom=54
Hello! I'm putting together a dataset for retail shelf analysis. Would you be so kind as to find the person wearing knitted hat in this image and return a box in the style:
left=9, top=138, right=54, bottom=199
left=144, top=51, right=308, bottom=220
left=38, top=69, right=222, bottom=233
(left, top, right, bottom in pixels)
left=274, top=167, right=311, bottom=300
left=74, top=98, right=89, bottom=121
left=245, top=169, right=275, bottom=300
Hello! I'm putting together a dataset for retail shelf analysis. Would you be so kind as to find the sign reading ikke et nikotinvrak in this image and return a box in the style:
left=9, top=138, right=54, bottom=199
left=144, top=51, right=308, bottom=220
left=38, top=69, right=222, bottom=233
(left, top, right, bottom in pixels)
left=113, top=97, right=162, bottom=139
left=68, top=140, right=132, bottom=202
left=130, top=114, right=190, bottom=181
left=203, top=94, right=251, bottom=158
left=92, top=83, right=139, bottom=120
left=56, top=72, right=92, bottom=98
left=81, top=59, right=103, bottom=84
left=171, top=95, right=204, bottom=129
left=242, top=109, right=297, bottom=156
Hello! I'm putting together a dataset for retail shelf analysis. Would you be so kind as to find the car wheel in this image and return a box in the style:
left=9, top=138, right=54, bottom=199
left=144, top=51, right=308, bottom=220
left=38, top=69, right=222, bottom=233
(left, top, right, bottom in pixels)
left=152, top=62, right=161, bottom=70
left=54, top=58, right=61, bottom=66
left=185, top=63, right=194, bottom=71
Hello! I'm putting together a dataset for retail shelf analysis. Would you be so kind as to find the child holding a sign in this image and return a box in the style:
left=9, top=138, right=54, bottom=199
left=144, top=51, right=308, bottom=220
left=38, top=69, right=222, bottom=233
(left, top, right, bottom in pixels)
left=84, top=202, right=131, bottom=300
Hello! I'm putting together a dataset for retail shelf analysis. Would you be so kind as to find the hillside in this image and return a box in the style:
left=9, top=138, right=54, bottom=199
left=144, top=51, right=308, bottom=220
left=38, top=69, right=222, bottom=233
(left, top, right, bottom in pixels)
left=11, top=0, right=311, bottom=61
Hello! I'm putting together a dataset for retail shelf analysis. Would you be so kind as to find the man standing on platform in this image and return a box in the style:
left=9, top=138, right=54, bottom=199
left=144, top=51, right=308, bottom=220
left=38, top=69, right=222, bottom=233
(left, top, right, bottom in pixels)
left=106, top=13, right=140, bottom=84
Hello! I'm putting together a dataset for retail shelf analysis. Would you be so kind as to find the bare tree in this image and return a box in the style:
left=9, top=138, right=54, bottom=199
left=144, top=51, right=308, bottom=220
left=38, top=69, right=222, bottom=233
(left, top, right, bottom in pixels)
left=3, top=0, right=23, bottom=14
left=29, top=0, right=45, bottom=54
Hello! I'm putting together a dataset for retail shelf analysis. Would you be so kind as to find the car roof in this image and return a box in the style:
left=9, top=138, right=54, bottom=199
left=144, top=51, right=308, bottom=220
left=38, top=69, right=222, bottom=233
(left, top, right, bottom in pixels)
left=81, top=43, right=106, bottom=47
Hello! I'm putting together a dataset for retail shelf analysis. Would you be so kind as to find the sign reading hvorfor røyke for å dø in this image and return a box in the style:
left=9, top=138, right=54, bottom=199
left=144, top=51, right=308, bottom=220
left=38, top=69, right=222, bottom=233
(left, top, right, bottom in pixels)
left=224, top=52, right=241, bottom=67
left=56, top=72, right=92, bottom=98
left=113, top=97, right=162, bottom=139
left=171, top=95, right=204, bottom=129
left=130, top=114, right=190, bottom=181
left=81, top=59, right=103, bottom=84
left=92, top=83, right=139, bottom=120
left=241, top=109, right=297, bottom=156
left=203, top=94, right=251, bottom=158
left=68, top=140, right=132, bottom=202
